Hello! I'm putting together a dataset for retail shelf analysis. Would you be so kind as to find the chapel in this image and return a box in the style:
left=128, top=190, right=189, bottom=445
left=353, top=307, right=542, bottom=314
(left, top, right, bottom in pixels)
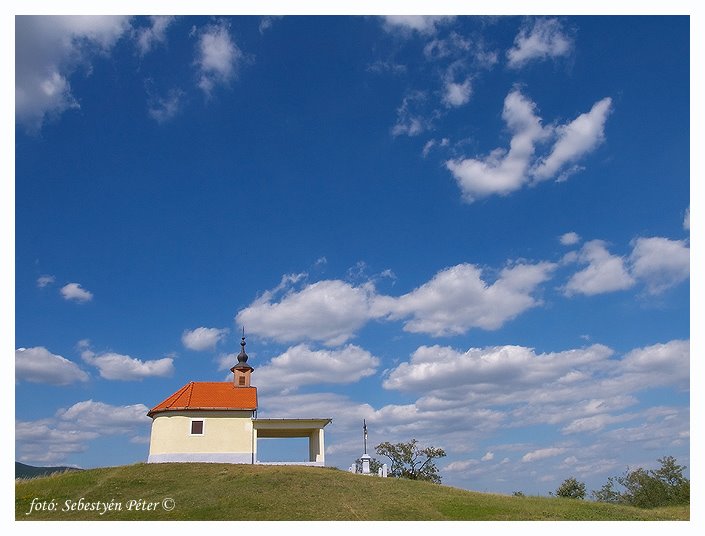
left=147, top=334, right=331, bottom=465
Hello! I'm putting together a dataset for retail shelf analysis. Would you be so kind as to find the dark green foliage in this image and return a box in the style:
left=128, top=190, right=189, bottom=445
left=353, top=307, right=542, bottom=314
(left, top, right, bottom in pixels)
left=556, top=477, right=586, bottom=499
left=375, top=439, right=446, bottom=484
left=591, top=456, right=690, bottom=508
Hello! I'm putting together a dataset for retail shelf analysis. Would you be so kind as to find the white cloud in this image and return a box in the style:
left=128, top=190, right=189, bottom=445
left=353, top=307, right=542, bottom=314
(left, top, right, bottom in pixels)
left=59, top=400, right=151, bottom=432
left=683, top=207, right=690, bottom=230
left=442, top=78, right=472, bottom=107
left=135, top=15, right=174, bottom=56
left=238, top=260, right=555, bottom=344
left=256, top=344, right=380, bottom=394
left=424, top=33, right=471, bottom=60
left=15, top=15, right=131, bottom=131
left=148, top=88, right=184, bottom=123
left=392, top=90, right=432, bottom=137
left=81, top=348, right=174, bottom=380
left=383, top=343, right=612, bottom=393
left=181, top=326, right=229, bottom=351
left=628, top=237, right=690, bottom=294
left=445, top=89, right=548, bottom=202
left=60, top=282, right=94, bottom=302
left=195, top=21, right=243, bottom=95
left=374, top=262, right=556, bottom=336
left=559, top=232, right=581, bottom=246
left=507, top=18, right=573, bottom=69
left=481, top=451, right=495, bottom=462
left=561, top=413, right=635, bottom=434
left=253, top=341, right=687, bottom=482
left=381, top=16, right=454, bottom=35
left=422, top=137, right=449, bottom=158
left=259, top=16, right=282, bottom=34
left=236, top=276, right=377, bottom=346
left=16, top=400, right=150, bottom=465
left=619, top=339, right=689, bottom=390
left=15, top=347, right=89, bottom=385
left=36, top=274, right=56, bottom=288
left=532, top=98, right=612, bottom=181
left=563, top=240, right=635, bottom=296
left=446, top=90, right=611, bottom=202
left=521, top=447, right=567, bottom=463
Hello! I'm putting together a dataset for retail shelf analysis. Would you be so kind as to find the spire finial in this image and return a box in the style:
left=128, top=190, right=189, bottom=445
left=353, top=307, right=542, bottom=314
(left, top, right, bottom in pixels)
left=237, top=327, right=249, bottom=364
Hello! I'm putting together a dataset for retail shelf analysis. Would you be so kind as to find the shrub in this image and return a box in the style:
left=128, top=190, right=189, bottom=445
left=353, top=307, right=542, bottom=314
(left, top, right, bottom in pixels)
left=556, top=477, right=586, bottom=499
left=592, top=456, right=690, bottom=508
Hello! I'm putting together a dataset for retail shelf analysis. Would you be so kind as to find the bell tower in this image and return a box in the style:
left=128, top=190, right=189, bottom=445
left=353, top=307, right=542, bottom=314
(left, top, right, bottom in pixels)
left=231, top=329, right=254, bottom=388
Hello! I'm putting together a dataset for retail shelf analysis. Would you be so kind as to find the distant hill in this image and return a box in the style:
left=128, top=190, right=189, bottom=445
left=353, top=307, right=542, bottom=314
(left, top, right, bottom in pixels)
left=14, top=462, right=688, bottom=521
left=15, top=461, right=82, bottom=479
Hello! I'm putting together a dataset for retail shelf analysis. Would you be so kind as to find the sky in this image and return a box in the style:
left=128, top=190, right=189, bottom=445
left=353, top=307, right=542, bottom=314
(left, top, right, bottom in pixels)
left=11, top=5, right=697, bottom=498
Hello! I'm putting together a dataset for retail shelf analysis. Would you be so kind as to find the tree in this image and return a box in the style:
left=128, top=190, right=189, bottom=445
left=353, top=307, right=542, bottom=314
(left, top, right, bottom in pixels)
left=375, top=439, right=446, bottom=483
left=555, top=477, right=586, bottom=499
left=591, top=455, right=690, bottom=508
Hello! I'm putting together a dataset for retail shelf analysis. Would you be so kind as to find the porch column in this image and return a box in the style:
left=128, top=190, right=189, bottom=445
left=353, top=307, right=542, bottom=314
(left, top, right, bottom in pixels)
left=308, top=428, right=325, bottom=464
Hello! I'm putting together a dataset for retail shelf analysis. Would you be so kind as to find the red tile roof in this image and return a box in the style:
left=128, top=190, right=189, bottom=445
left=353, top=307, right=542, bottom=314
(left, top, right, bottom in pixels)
left=147, top=382, right=257, bottom=417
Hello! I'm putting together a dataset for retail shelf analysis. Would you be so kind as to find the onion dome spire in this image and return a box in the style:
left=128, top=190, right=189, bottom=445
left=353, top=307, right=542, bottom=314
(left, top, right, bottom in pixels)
left=232, top=328, right=254, bottom=372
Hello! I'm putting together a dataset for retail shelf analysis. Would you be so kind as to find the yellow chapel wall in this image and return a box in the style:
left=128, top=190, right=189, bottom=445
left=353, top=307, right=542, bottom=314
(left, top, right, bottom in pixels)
left=148, top=410, right=254, bottom=463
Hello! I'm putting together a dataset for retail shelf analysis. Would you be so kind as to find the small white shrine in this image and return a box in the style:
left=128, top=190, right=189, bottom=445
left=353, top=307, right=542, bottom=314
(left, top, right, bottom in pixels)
left=349, top=420, right=387, bottom=477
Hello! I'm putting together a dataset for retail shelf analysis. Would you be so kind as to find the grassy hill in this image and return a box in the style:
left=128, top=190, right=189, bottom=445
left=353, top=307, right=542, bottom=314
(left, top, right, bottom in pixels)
left=15, top=463, right=688, bottom=521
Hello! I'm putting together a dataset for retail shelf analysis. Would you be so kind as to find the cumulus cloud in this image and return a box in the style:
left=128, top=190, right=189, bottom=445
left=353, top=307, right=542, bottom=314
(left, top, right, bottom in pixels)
left=256, top=344, right=380, bottom=394
left=683, top=207, right=690, bottom=230
left=383, top=340, right=687, bottom=427
left=481, top=451, right=495, bottom=462
left=507, top=18, right=573, bottom=69
left=36, top=274, right=56, bottom=288
left=446, top=90, right=611, bottom=202
left=182, top=326, right=229, bottom=351
left=560, top=232, right=581, bottom=246
left=521, top=447, right=567, bottom=463
left=563, top=240, right=635, bottom=296
left=15, top=15, right=131, bottom=131
left=16, top=400, right=150, bottom=465
left=195, top=20, right=243, bottom=95
left=381, top=16, right=455, bottom=35
left=383, top=343, right=612, bottom=393
left=563, top=236, right=689, bottom=297
left=374, top=262, right=556, bottom=336
left=236, top=276, right=377, bottom=346
left=81, top=348, right=173, bottom=380
left=275, top=338, right=688, bottom=490
left=134, top=15, right=174, bottom=55
left=16, top=347, right=89, bottom=385
left=442, top=77, right=472, bottom=107
left=532, top=98, right=612, bottom=181
left=445, top=89, right=548, bottom=201
left=238, top=260, right=556, bottom=344
left=628, top=237, right=690, bottom=294
left=60, top=282, right=94, bottom=302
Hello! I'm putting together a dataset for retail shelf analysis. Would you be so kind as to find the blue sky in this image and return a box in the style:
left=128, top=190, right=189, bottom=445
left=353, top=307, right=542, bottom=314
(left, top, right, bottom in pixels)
left=12, top=7, right=696, bottom=497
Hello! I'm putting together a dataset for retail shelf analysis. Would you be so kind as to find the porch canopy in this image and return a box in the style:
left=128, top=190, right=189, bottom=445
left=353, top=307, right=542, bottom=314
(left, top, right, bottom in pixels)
left=253, top=418, right=332, bottom=466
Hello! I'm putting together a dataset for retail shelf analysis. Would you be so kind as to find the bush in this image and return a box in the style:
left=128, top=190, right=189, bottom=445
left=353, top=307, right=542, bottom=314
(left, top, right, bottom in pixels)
left=556, top=477, right=586, bottom=499
left=592, top=456, right=690, bottom=508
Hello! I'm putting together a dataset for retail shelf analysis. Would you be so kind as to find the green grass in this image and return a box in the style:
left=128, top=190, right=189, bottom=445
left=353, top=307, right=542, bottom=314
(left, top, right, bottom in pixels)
left=15, top=463, right=689, bottom=521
